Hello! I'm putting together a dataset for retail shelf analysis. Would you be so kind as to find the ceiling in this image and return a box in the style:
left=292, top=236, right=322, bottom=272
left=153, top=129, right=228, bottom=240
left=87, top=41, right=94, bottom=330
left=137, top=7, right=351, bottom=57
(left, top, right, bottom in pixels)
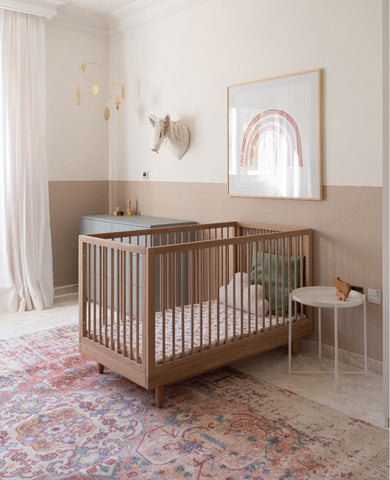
left=64, top=0, right=140, bottom=16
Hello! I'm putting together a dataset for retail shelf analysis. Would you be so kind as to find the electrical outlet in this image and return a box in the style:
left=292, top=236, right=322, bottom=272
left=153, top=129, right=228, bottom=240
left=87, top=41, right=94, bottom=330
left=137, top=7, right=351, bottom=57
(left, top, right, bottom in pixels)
left=367, top=288, right=381, bottom=304
left=142, top=171, right=149, bottom=180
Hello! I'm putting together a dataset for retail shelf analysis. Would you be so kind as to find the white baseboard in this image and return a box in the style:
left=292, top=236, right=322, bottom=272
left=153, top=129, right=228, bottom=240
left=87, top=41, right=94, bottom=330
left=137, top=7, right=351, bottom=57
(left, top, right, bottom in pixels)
left=299, top=338, right=383, bottom=375
left=54, top=284, right=78, bottom=297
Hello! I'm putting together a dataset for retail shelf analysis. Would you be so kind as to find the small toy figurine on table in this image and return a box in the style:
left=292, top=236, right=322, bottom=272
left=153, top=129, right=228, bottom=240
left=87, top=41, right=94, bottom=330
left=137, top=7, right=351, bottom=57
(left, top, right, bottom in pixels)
left=113, top=206, right=124, bottom=216
left=332, top=276, right=351, bottom=301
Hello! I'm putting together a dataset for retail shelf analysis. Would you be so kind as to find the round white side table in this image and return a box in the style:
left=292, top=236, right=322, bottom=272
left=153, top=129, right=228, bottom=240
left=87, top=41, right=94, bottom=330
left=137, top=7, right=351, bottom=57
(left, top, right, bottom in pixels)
left=288, top=286, right=367, bottom=391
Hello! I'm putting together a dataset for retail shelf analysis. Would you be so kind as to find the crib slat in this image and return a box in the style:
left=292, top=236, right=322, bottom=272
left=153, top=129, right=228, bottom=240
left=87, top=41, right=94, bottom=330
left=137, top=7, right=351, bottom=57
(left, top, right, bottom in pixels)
left=160, top=254, right=166, bottom=363
left=224, top=244, right=229, bottom=343
left=87, top=244, right=91, bottom=338
left=275, top=239, right=279, bottom=325
left=261, top=247, right=265, bottom=333
left=199, top=249, right=203, bottom=351
left=103, top=247, right=108, bottom=347
left=172, top=252, right=176, bottom=360
left=240, top=244, right=244, bottom=338
left=110, top=248, right=114, bottom=349
left=194, top=232, right=199, bottom=303
left=167, top=250, right=170, bottom=309
left=129, top=253, right=133, bottom=359
left=268, top=241, right=273, bottom=328
left=80, top=241, right=87, bottom=338
left=232, top=246, right=236, bottom=339
left=295, top=235, right=299, bottom=317
left=208, top=247, right=212, bottom=349
left=190, top=249, right=194, bottom=354
left=288, top=236, right=293, bottom=319
left=247, top=242, right=251, bottom=335
left=300, top=235, right=304, bottom=321
left=93, top=245, right=97, bottom=342
left=136, top=253, right=140, bottom=362
left=116, top=248, right=120, bottom=352
left=116, top=247, right=120, bottom=352
left=98, top=246, right=102, bottom=344
left=98, top=247, right=102, bottom=345
left=215, top=245, right=220, bottom=346
left=253, top=241, right=257, bottom=334
left=281, top=239, right=286, bottom=325
left=181, top=251, right=185, bottom=358
left=122, top=251, right=127, bottom=357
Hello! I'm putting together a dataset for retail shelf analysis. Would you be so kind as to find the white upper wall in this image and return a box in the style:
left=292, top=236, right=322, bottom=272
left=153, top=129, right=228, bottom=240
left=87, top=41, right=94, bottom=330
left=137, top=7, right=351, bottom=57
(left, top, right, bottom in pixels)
left=46, top=24, right=108, bottom=181
left=45, top=0, right=384, bottom=186
left=109, top=0, right=383, bottom=186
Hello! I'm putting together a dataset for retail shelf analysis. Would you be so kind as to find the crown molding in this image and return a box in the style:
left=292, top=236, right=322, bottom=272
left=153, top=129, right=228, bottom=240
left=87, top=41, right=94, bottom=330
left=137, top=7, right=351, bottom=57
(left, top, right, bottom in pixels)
left=107, top=0, right=209, bottom=33
left=48, top=4, right=108, bottom=37
left=47, top=0, right=209, bottom=36
left=0, top=0, right=67, bottom=19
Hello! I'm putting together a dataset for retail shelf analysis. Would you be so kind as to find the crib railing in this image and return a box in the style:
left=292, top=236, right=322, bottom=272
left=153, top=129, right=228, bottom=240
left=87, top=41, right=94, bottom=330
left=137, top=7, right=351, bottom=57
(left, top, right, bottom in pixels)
left=145, top=227, right=312, bottom=365
left=79, top=222, right=312, bottom=373
left=78, top=235, right=146, bottom=364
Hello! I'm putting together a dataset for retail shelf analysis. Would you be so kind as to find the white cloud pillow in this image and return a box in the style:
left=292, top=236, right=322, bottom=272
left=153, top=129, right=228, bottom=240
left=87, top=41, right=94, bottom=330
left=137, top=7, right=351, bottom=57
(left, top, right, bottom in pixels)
left=219, top=272, right=269, bottom=315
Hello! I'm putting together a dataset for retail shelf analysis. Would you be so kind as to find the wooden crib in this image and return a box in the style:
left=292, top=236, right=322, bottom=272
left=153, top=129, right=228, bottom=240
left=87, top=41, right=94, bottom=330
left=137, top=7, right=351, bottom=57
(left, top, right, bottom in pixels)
left=78, top=221, right=313, bottom=407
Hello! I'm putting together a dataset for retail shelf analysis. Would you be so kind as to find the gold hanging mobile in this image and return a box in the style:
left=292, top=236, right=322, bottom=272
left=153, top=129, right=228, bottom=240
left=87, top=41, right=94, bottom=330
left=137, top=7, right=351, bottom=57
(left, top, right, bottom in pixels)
left=77, top=62, right=125, bottom=122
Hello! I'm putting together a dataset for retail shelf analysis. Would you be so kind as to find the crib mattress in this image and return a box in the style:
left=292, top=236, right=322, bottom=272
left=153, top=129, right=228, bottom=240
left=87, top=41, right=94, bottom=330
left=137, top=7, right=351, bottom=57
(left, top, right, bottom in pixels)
left=85, top=300, right=291, bottom=364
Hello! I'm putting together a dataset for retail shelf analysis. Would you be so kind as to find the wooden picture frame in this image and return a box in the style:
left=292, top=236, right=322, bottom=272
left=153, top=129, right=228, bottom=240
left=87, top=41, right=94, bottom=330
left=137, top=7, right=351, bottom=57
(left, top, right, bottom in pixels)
left=228, top=69, right=322, bottom=200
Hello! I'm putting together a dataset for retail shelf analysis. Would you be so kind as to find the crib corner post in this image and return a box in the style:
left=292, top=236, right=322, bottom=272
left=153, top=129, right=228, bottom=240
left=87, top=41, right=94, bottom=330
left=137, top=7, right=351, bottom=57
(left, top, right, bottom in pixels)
left=98, top=363, right=104, bottom=374
left=155, top=385, right=164, bottom=408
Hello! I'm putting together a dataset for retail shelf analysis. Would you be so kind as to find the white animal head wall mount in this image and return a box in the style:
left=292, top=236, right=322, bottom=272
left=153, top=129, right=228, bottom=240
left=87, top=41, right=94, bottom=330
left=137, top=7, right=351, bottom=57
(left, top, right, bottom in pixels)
left=149, top=113, right=190, bottom=160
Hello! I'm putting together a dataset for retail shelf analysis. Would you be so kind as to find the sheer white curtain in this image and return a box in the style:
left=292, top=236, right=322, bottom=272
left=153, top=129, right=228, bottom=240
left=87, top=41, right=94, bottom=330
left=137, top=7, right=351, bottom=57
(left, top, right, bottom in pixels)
left=0, top=9, right=54, bottom=312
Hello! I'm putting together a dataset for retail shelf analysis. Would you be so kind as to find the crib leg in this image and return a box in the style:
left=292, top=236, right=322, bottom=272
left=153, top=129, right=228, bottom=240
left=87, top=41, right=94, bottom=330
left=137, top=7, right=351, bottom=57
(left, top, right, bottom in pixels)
left=155, top=385, right=164, bottom=408
left=98, top=363, right=104, bottom=374
left=292, top=339, right=299, bottom=356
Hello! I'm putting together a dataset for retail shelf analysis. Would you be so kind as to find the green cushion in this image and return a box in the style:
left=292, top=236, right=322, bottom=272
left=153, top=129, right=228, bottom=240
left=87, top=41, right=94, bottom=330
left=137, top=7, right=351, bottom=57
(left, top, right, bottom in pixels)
left=250, top=252, right=301, bottom=315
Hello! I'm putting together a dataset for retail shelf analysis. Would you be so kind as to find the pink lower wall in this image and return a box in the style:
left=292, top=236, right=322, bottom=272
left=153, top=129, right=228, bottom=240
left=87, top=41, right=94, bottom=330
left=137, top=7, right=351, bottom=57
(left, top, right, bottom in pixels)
left=110, top=181, right=383, bottom=362
left=49, top=180, right=109, bottom=288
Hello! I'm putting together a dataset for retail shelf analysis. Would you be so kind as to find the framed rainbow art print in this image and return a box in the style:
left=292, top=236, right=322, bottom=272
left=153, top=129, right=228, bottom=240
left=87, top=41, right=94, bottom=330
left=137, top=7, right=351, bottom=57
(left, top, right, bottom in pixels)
left=228, top=69, right=322, bottom=200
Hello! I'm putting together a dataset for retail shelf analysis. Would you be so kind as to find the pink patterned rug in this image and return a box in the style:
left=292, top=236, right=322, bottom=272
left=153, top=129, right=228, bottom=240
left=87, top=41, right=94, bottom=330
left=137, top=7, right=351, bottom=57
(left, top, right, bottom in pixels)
left=0, top=325, right=388, bottom=480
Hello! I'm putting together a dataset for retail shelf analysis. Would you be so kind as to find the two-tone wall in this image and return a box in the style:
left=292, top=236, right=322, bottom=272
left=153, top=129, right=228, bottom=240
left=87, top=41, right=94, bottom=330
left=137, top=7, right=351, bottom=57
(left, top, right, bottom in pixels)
left=108, top=0, right=384, bottom=364
left=46, top=25, right=109, bottom=288
left=46, top=0, right=385, bottom=364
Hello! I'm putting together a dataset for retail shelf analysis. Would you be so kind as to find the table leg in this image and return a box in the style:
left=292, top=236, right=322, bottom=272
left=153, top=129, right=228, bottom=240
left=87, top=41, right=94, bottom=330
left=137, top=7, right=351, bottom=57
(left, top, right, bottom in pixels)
left=363, top=294, right=367, bottom=375
left=288, top=293, right=292, bottom=374
left=334, top=305, right=338, bottom=391
left=318, top=307, right=322, bottom=363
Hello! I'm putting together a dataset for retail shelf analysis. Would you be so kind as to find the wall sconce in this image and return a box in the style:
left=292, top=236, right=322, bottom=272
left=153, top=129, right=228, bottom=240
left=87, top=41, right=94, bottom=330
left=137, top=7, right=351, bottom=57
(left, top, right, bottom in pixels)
left=77, top=62, right=125, bottom=122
